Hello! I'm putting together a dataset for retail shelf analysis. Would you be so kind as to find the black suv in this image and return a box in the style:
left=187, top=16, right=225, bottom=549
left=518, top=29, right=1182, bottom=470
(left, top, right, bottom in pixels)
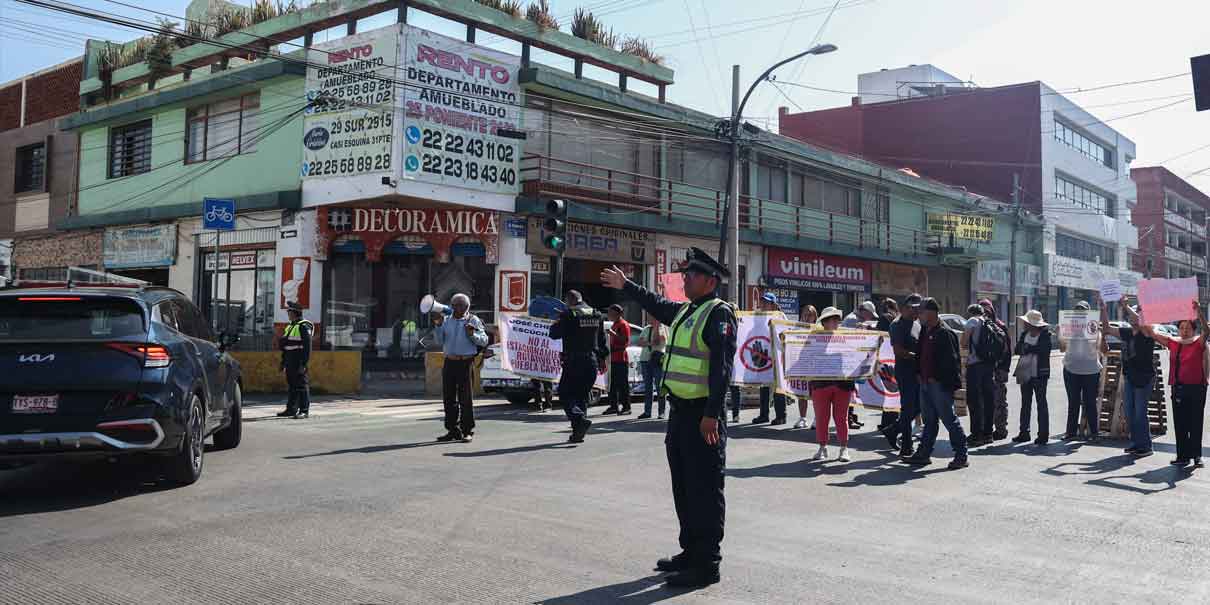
left=0, top=284, right=242, bottom=485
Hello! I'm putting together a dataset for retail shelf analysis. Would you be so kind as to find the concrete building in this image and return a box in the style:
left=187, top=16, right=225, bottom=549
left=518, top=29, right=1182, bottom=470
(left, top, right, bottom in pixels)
left=779, top=64, right=1142, bottom=322
left=1130, top=166, right=1210, bottom=298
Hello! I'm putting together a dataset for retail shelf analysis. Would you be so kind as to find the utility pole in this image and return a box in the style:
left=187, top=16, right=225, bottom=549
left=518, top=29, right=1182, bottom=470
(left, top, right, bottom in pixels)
left=1007, top=173, right=1021, bottom=340
left=728, top=65, right=741, bottom=306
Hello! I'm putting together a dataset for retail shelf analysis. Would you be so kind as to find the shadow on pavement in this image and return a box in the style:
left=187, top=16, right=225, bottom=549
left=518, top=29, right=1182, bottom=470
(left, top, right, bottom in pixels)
left=1043, top=454, right=1198, bottom=493
left=445, top=442, right=580, bottom=457
left=534, top=574, right=690, bottom=604
left=283, top=440, right=449, bottom=459
left=0, top=458, right=184, bottom=517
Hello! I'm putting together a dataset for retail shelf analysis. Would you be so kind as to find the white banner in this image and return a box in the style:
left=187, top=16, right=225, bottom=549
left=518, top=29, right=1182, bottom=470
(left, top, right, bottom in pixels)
left=499, top=314, right=609, bottom=390
left=731, top=312, right=779, bottom=385
left=401, top=26, right=522, bottom=194
left=854, top=338, right=899, bottom=412
left=771, top=319, right=813, bottom=398
left=783, top=330, right=884, bottom=380
left=1058, top=310, right=1099, bottom=341
left=302, top=27, right=399, bottom=179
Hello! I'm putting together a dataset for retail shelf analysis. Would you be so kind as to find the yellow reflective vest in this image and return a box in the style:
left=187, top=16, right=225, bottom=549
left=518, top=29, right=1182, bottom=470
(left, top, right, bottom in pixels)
left=661, top=298, right=725, bottom=399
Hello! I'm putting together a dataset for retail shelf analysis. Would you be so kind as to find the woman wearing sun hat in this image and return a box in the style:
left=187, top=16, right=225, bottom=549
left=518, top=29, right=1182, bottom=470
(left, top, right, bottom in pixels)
left=809, top=306, right=857, bottom=462
left=1013, top=309, right=1053, bottom=445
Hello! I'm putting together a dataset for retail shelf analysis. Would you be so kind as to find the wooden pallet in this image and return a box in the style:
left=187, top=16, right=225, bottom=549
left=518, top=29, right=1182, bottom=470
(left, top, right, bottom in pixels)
left=1098, top=351, right=1167, bottom=437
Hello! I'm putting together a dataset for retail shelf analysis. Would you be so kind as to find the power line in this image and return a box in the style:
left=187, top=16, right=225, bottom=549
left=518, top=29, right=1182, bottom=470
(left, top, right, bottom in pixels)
left=679, top=0, right=725, bottom=116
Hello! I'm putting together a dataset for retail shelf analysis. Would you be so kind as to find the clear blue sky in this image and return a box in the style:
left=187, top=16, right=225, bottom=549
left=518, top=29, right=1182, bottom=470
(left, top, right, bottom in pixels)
left=3, top=0, right=1208, bottom=180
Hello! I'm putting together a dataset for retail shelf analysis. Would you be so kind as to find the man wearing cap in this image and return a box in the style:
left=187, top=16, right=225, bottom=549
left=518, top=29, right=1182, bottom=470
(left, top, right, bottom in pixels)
left=884, top=294, right=922, bottom=455
left=1060, top=300, right=1104, bottom=440
left=601, top=247, right=737, bottom=589
left=549, top=290, right=608, bottom=443
left=904, top=297, right=969, bottom=470
left=843, top=300, right=878, bottom=329
left=602, top=304, right=633, bottom=416
left=278, top=301, right=313, bottom=419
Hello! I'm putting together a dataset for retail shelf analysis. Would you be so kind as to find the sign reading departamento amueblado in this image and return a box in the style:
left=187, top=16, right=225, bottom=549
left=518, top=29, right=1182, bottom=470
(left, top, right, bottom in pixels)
left=303, top=27, right=398, bottom=179
left=301, top=24, right=522, bottom=201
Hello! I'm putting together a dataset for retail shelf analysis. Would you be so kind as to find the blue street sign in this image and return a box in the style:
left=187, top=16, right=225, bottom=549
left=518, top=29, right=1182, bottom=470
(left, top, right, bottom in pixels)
left=203, top=198, right=236, bottom=231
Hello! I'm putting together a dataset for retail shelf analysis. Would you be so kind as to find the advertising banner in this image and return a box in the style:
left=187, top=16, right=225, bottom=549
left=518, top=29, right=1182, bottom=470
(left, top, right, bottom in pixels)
left=926, top=213, right=994, bottom=241
left=302, top=27, right=398, bottom=180
left=103, top=225, right=177, bottom=269
left=732, top=312, right=778, bottom=385
left=765, top=248, right=871, bottom=292
left=782, top=329, right=884, bottom=380
left=400, top=26, right=522, bottom=194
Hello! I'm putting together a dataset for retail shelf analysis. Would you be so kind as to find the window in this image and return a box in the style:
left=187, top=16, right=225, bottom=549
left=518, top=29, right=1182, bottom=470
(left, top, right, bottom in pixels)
left=153, top=301, right=179, bottom=331
left=1055, top=175, right=1114, bottom=216
left=186, top=93, right=261, bottom=163
left=1055, top=232, right=1116, bottom=266
left=109, top=120, right=153, bottom=178
left=15, top=143, right=46, bottom=193
left=1054, top=119, right=1113, bottom=168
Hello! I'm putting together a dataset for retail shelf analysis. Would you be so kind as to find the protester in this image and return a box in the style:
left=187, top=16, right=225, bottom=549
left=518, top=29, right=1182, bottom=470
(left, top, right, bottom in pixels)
left=1060, top=300, right=1104, bottom=441
left=843, top=300, right=877, bottom=329
left=800, top=305, right=819, bottom=324
left=885, top=294, right=922, bottom=456
left=602, top=304, right=632, bottom=416
left=904, top=297, right=969, bottom=470
left=810, top=307, right=856, bottom=462
left=637, top=317, right=669, bottom=420
left=875, top=298, right=900, bottom=439
left=960, top=304, right=996, bottom=446
left=432, top=293, right=488, bottom=443
left=1013, top=310, right=1052, bottom=445
left=794, top=305, right=818, bottom=428
left=1135, top=299, right=1206, bottom=468
left=1110, top=301, right=1157, bottom=459
left=752, top=292, right=789, bottom=425
left=979, top=298, right=1013, bottom=441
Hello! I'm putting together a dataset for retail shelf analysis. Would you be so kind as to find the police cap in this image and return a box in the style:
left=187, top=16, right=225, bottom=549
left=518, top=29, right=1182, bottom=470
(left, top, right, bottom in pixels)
left=286, top=301, right=304, bottom=312
left=676, top=247, right=730, bottom=279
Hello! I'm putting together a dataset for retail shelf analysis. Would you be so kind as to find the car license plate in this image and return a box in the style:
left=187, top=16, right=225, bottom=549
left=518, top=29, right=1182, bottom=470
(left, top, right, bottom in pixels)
left=12, top=395, right=58, bottom=414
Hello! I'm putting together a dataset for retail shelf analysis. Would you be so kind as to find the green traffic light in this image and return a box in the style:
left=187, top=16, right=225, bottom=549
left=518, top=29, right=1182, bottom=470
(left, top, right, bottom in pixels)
left=543, top=235, right=565, bottom=251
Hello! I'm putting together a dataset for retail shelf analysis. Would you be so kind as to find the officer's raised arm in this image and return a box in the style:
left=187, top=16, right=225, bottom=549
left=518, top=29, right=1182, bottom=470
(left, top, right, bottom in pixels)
left=600, top=265, right=682, bottom=325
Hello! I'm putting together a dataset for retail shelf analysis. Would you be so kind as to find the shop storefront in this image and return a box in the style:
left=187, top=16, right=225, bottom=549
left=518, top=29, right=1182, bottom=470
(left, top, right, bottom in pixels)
left=0, top=239, right=11, bottom=283
left=1043, top=254, right=1141, bottom=323
left=975, top=260, right=1042, bottom=323
left=873, top=261, right=929, bottom=305
left=314, top=205, right=500, bottom=369
left=11, top=231, right=103, bottom=281
left=526, top=218, right=652, bottom=317
left=762, top=248, right=871, bottom=315
left=102, top=224, right=177, bottom=286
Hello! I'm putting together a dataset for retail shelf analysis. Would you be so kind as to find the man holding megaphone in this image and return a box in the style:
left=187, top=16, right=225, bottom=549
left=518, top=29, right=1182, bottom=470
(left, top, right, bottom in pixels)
left=430, top=293, right=488, bottom=443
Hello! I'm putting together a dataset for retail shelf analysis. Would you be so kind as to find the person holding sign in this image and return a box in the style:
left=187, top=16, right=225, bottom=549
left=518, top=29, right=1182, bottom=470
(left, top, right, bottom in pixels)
left=1130, top=299, right=1206, bottom=468
left=601, top=247, right=736, bottom=589
left=903, top=298, right=969, bottom=470
left=752, top=292, right=789, bottom=425
left=1060, top=301, right=1105, bottom=441
left=1109, top=301, right=1157, bottom=459
left=1013, top=310, right=1052, bottom=445
left=808, top=307, right=857, bottom=463
left=549, top=290, right=608, bottom=444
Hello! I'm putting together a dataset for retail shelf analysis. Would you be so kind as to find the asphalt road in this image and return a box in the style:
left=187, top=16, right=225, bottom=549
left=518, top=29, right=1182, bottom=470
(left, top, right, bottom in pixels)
left=3, top=365, right=1209, bottom=604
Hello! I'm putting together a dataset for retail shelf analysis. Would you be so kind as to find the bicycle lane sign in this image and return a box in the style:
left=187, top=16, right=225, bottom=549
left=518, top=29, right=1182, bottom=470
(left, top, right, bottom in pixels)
left=203, top=198, right=236, bottom=231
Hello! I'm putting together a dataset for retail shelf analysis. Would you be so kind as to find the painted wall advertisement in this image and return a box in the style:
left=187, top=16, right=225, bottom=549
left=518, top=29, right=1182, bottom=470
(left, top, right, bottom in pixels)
left=525, top=219, right=653, bottom=264
left=302, top=27, right=398, bottom=179
left=102, top=225, right=178, bottom=269
left=281, top=256, right=312, bottom=309
left=765, top=248, right=871, bottom=292
left=401, top=26, right=522, bottom=195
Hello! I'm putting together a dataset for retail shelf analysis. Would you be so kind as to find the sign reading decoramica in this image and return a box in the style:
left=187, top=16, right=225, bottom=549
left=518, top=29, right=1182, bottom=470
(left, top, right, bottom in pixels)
left=103, top=225, right=177, bottom=269
left=926, top=213, right=994, bottom=241
left=525, top=218, right=653, bottom=264
left=317, top=205, right=500, bottom=263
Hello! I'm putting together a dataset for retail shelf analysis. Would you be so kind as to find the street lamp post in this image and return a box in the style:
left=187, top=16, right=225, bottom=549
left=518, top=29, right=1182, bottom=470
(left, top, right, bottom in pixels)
left=719, top=44, right=838, bottom=305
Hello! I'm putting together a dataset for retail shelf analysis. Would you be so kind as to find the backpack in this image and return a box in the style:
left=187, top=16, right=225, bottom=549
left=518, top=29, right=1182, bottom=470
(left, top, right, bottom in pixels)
left=975, top=318, right=1008, bottom=364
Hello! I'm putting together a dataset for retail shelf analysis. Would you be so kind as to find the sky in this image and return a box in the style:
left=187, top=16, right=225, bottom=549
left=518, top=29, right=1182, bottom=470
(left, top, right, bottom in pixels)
left=2, top=0, right=1209, bottom=185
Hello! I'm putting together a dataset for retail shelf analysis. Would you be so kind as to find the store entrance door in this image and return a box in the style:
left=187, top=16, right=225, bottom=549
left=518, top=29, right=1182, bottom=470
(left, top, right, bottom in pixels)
left=533, top=257, right=646, bottom=323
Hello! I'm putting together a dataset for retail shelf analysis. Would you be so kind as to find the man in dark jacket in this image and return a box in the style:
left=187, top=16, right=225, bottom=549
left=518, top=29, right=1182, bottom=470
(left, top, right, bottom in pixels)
left=979, top=298, right=1013, bottom=441
left=903, top=297, right=969, bottom=469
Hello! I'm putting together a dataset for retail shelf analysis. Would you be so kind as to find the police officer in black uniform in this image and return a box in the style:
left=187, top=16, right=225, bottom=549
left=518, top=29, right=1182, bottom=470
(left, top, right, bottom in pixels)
left=277, top=301, right=313, bottom=419
left=602, top=247, right=737, bottom=589
left=549, top=290, right=608, bottom=443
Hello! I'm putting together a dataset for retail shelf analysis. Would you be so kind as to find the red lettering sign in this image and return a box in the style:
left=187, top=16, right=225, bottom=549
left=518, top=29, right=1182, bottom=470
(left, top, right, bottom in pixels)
left=328, top=44, right=374, bottom=64
left=317, top=206, right=500, bottom=264
left=415, top=43, right=510, bottom=84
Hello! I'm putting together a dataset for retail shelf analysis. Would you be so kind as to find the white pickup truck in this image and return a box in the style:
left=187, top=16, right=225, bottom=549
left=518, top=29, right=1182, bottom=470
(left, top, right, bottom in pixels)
left=480, top=321, right=646, bottom=406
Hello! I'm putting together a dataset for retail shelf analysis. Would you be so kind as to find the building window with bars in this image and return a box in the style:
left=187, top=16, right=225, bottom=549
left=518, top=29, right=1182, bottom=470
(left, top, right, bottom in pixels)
left=14, top=143, right=46, bottom=193
left=186, top=93, right=260, bottom=163
left=109, top=119, right=153, bottom=178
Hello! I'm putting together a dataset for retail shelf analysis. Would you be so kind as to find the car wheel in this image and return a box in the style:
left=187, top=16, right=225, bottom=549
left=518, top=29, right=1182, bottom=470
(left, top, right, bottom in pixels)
left=505, top=393, right=532, bottom=406
left=213, top=382, right=242, bottom=450
left=167, top=393, right=205, bottom=486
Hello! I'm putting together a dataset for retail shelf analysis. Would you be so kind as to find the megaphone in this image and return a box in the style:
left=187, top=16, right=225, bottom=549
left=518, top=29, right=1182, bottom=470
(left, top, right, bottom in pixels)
left=419, top=294, right=452, bottom=316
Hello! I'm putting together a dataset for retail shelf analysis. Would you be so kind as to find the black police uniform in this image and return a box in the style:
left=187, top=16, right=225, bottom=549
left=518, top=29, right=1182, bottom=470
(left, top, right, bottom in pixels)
left=620, top=248, right=737, bottom=587
left=549, top=302, right=608, bottom=441
left=280, top=317, right=313, bottom=417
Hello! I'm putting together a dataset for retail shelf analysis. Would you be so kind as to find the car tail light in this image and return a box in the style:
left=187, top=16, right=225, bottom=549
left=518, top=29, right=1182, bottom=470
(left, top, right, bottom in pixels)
left=18, top=296, right=82, bottom=302
left=108, top=343, right=172, bottom=368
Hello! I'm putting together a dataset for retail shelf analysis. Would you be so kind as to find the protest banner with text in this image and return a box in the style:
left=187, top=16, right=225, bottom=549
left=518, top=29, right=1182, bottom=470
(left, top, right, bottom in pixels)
left=1138, top=277, right=1198, bottom=324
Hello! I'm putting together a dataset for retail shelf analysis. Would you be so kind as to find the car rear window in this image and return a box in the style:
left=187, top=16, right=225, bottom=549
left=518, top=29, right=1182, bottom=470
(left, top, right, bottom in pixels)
left=0, top=296, right=146, bottom=340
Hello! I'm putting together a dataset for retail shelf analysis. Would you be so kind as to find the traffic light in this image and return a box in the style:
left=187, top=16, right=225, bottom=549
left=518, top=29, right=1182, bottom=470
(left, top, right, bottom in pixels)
left=1194, top=54, right=1210, bottom=112
left=542, top=199, right=567, bottom=252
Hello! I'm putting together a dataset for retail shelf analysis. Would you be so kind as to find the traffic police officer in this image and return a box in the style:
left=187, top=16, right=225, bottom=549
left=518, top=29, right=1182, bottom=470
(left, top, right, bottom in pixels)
left=601, top=247, right=737, bottom=589
left=277, top=301, right=313, bottom=419
left=549, top=290, right=608, bottom=443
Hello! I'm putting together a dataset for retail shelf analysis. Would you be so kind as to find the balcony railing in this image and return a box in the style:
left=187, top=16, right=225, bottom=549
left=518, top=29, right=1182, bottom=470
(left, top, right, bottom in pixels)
left=1166, top=245, right=1193, bottom=266
left=1165, top=209, right=1205, bottom=237
left=520, top=154, right=940, bottom=257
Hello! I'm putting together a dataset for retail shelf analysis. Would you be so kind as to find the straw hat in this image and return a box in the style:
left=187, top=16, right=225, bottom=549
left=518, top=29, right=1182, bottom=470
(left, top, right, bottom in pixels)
left=819, top=306, right=843, bottom=322
left=1018, top=309, right=1048, bottom=328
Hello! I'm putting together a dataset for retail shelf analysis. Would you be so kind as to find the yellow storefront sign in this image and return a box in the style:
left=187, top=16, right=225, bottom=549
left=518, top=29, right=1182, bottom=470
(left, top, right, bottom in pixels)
left=926, top=213, right=994, bottom=242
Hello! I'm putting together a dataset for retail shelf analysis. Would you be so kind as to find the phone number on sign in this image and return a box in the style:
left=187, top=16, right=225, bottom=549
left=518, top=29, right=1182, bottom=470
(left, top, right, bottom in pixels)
left=419, top=128, right=517, bottom=162
left=418, top=154, right=517, bottom=185
left=305, top=153, right=392, bottom=177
